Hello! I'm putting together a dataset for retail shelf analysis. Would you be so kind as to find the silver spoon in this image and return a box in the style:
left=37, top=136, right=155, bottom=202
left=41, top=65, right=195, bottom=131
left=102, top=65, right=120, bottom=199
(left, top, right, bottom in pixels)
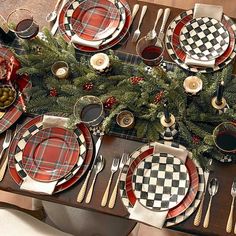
left=203, top=178, right=219, bottom=228
left=46, top=0, right=62, bottom=22
left=146, top=8, right=163, bottom=40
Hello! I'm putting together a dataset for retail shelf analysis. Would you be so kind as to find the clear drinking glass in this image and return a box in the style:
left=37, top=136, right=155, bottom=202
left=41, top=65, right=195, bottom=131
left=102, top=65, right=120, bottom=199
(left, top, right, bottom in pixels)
left=136, top=36, right=164, bottom=66
left=73, top=95, right=104, bottom=127
left=7, top=8, right=39, bottom=39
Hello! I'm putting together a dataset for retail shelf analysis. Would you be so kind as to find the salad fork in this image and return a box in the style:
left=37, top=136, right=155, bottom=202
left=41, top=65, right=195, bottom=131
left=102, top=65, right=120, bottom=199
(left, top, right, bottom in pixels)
left=101, top=157, right=119, bottom=207
left=226, top=178, right=236, bottom=233
left=131, top=5, right=147, bottom=42
left=0, top=130, right=12, bottom=162
left=108, top=153, right=129, bottom=208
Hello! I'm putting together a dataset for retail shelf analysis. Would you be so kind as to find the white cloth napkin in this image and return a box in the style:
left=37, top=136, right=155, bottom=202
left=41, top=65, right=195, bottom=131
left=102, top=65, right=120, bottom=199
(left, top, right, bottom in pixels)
left=20, top=115, right=70, bottom=194
left=184, top=3, right=223, bottom=68
left=154, top=142, right=188, bottom=163
left=129, top=201, right=168, bottom=229
left=20, top=176, right=57, bottom=195
left=70, top=34, right=103, bottom=49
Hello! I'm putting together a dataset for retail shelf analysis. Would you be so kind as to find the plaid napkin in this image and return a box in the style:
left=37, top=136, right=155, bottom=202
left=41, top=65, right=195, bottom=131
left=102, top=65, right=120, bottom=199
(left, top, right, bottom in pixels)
left=20, top=115, right=70, bottom=194
left=70, top=34, right=102, bottom=49
left=128, top=142, right=189, bottom=228
left=185, top=3, right=223, bottom=68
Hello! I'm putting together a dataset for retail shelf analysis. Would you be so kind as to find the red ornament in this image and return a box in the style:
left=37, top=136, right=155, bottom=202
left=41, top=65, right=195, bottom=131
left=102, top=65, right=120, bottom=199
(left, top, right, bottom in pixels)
left=130, top=76, right=144, bottom=85
left=83, top=82, right=94, bottom=91
left=154, top=91, right=164, bottom=104
left=192, top=135, right=201, bottom=144
left=49, top=88, right=58, bottom=97
left=104, top=96, right=117, bottom=109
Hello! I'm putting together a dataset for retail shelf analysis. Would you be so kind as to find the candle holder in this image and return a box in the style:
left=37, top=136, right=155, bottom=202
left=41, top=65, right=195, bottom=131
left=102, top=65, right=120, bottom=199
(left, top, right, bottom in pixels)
left=51, top=61, right=69, bottom=79
left=183, top=76, right=203, bottom=95
left=90, top=53, right=111, bottom=74
left=116, top=110, right=135, bottom=129
left=160, top=113, right=178, bottom=140
left=211, top=96, right=229, bottom=114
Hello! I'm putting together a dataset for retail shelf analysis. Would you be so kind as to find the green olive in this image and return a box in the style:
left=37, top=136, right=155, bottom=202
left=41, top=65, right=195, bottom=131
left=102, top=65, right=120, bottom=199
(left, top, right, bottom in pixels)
left=0, top=102, right=3, bottom=107
left=0, top=96, right=7, bottom=102
left=8, top=96, right=14, bottom=102
left=2, top=91, right=8, bottom=97
left=0, top=89, right=2, bottom=97
left=3, top=88, right=10, bottom=92
left=8, top=90, right=15, bottom=96
left=4, top=100, right=11, bottom=106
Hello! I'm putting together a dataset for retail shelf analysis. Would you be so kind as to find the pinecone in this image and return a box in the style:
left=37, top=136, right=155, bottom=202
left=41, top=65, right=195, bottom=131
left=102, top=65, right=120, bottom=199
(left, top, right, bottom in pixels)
left=130, top=76, right=144, bottom=85
left=154, top=91, right=164, bottom=104
left=83, top=82, right=94, bottom=91
left=49, top=88, right=58, bottom=97
left=104, top=96, right=117, bottom=109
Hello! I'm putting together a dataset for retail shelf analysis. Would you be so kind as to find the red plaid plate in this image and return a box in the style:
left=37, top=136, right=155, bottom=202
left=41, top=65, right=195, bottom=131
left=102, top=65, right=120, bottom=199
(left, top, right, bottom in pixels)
left=122, top=142, right=199, bottom=219
left=171, top=12, right=235, bottom=67
left=59, top=0, right=131, bottom=52
left=8, top=116, right=94, bottom=193
left=0, top=49, right=31, bottom=134
left=22, top=127, right=79, bottom=182
left=71, top=0, right=120, bottom=41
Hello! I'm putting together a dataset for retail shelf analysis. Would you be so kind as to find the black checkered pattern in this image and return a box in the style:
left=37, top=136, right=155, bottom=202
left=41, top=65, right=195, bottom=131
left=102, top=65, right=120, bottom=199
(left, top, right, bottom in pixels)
left=132, top=153, right=190, bottom=211
left=180, top=17, right=229, bottom=61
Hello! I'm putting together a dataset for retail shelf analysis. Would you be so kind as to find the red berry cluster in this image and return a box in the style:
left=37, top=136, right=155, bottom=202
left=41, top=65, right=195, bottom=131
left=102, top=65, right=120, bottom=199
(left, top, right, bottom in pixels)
left=130, top=76, right=144, bottom=85
left=154, top=91, right=164, bottom=104
left=49, top=87, right=58, bottom=97
left=83, top=82, right=94, bottom=91
left=192, top=135, right=201, bottom=144
left=104, top=96, right=117, bottom=109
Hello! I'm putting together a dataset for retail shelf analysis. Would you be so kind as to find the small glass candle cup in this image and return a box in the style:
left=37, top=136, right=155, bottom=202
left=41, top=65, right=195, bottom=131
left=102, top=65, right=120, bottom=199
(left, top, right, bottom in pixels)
left=73, top=95, right=104, bottom=127
left=213, top=122, right=236, bottom=154
left=136, top=36, right=164, bottom=66
left=7, top=8, right=39, bottom=39
left=183, top=76, right=203, bottom=95
left=116, top=110, right=134, bottom=129
left=51, top=61, right=69, bottom=79
left=90, top=53, right=110, bottom=74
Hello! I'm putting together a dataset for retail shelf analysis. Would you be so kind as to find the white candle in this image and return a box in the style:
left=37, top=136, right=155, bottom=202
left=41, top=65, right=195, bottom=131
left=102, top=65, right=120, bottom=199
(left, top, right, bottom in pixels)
left=183, top=76, right=203, bottom=95
left=90, top=53, right=110, bottom=73
left=55, top=67, right=68, bottom=79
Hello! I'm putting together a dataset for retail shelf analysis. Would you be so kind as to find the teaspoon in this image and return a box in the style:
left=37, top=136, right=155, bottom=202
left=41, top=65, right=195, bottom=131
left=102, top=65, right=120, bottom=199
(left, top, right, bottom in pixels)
left=46, top=0, right=62, bottom=22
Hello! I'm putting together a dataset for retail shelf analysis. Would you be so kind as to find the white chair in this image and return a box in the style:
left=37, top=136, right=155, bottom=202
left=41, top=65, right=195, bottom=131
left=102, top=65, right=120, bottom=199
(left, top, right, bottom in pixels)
left=0, top=202, right=72, bottom=236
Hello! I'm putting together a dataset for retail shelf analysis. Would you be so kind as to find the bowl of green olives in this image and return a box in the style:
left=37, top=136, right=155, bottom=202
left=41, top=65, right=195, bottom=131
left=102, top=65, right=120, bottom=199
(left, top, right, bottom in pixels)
left=0, top=84, right=17, bottom=110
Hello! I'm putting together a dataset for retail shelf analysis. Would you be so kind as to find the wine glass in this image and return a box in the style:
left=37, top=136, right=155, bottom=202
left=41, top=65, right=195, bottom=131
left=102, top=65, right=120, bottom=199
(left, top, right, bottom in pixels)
left=136, top=36, right=164, bottom=66
left=7, top=8, right=39, bottom=39
left=73, top=95, right=105, bottom=127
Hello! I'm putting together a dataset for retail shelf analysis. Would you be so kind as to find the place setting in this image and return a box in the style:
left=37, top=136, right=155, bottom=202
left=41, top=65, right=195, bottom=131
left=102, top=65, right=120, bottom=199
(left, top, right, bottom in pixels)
left=165, top=3, right=236, bottom=73
left=58, top=0, right=132, bottom=52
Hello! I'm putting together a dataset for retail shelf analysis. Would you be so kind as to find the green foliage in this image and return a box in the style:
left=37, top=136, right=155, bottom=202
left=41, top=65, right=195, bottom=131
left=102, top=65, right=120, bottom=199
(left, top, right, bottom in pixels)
left=15, top=28, right=236, bottom=167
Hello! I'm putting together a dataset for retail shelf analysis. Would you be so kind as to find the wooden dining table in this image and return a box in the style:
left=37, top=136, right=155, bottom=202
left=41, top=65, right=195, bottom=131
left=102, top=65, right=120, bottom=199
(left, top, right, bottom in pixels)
left=0, top=0, right=236, bottom=236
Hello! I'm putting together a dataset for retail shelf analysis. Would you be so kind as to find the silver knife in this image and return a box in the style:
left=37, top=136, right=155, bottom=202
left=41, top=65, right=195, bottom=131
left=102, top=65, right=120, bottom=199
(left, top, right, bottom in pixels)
left=193, top=158, right=213, bottom=226
left=51, top=0, right=68, bottom=36
left=158, top=8, right=170, bottom=41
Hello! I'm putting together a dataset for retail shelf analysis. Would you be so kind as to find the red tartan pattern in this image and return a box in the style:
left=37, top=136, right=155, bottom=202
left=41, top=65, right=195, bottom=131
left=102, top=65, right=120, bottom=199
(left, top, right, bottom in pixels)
left=71, top=0, right=120, bottom=41
left=22, top=127, right=79, bottom=182
left=0, top=73, right=31, bottom=134
left=8, top=116, right=94, bottom=193
left=125, top=146, right=199, bottom=219
left=58, top=0, right=131, bottom=52
left=171, top=13, right=235, bottom=67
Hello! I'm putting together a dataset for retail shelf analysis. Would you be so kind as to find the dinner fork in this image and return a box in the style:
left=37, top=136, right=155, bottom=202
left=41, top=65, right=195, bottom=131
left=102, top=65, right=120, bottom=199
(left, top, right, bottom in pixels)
left=226, top=178, right=236, bottom=233
left=108, top=153, right=129, bottom=208
left=0, top=130, right=12, bottom=162
left=131, top=5, right=147, bottom=42
left=101, top=157, right=119, bottom=207
left=85, top=155, right=105, bottom=204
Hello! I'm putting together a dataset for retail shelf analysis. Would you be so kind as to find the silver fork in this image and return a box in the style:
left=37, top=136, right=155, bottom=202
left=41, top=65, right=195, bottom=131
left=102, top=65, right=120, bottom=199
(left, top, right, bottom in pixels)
left=108, top=153, right=129, bottom=208
left=226, top=178, right=236, bottom=233
left=101, top=157, right=120, bottom=207
left=131, top=5, right=147, bottom=42
left=0, top=130, right=12, bottom=162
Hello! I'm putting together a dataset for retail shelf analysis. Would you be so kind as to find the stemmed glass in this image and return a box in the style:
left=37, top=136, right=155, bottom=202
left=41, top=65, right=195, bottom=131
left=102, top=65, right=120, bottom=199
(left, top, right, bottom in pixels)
left=7, top=8, right=39, bottom=39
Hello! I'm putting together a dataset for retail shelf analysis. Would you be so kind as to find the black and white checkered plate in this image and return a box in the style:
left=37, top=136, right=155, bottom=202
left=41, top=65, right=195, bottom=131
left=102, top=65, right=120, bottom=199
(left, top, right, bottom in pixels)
left=132, top=153, right=190, bottom=211
left=180, top=17, right=230, bottom=61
